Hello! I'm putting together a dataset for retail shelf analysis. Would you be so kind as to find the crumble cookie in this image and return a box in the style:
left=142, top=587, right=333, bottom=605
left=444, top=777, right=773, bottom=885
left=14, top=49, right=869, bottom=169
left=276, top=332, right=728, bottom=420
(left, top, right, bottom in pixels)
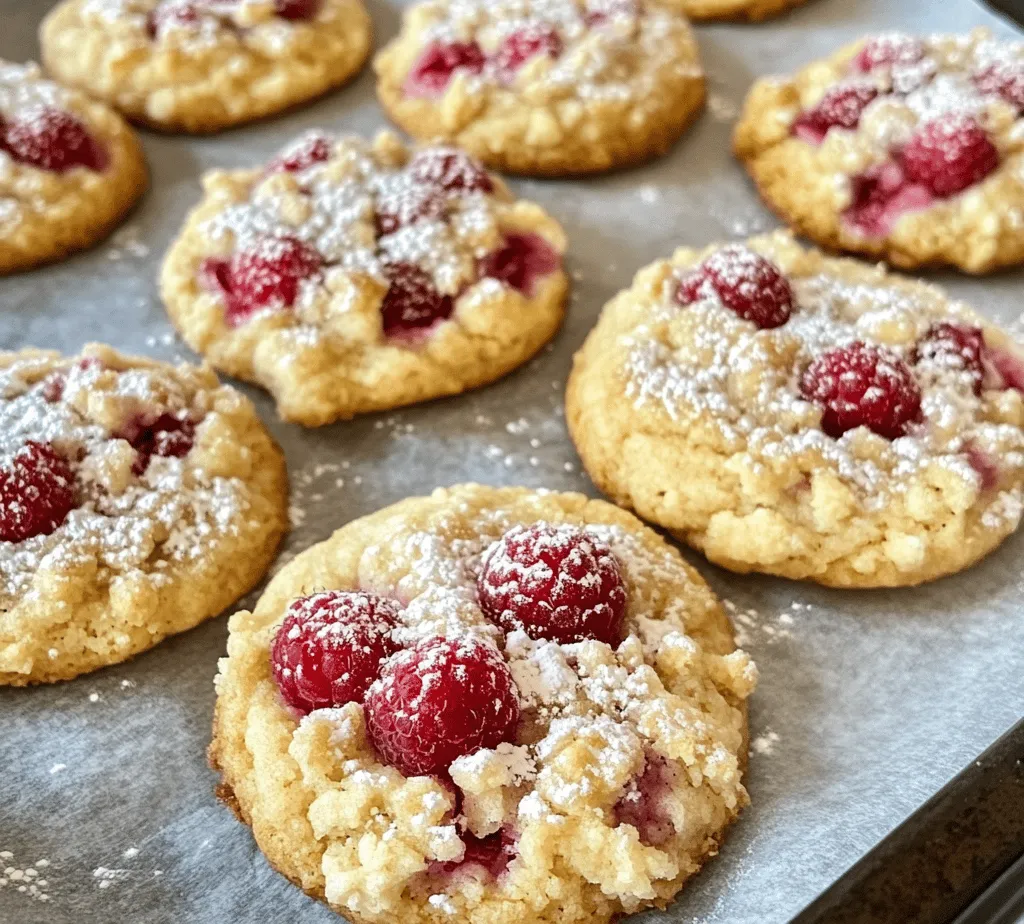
left=160, top=131, right=569, bottom=426
left=374, top=0, right=705, bottom=176
left=0, top=61, right=147, bottom=275
left=735, top=30, right=1024, bottom=273
left=210, top=483, right=755, bottom=924
left=668, top=0, right=809, bottom=23
left=39, top=0, right=372, bottom=133
left=566, top=232, right=1024, bottom=587
left=0, top=344, right=288, bottom=685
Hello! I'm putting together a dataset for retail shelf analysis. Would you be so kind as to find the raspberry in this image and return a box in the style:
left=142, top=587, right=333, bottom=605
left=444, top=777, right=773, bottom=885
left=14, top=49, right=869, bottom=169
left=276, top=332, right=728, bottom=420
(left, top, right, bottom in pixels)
left=965, top=445, right=1000, bottom=492
left=119, top=412, right=197, bottom=474
left=380, top=262, right=454, bottom=337
left=913, top=322, right=985, bottom=396
left=405, top=41, right=486, bottom=98
left=986, top=346, right=1024, bottom=393
left=271, top=592, right=402, bottom=715
left=477, top=523, right=627, bottom=647
left=432, top=829, right=517, bottom=879
left=843, top=162, right=933, bottom=237
left=791, top=83, right=880, bottom=145
left=478, top=233, right=561, bottom=296
left=674, top=245, right=793, bottom=330
left=493, top=25, right=563, bottom=78
left=408, top=147, right=493, bottom=194
left=583, top=0, right=637, bottom=26
left=800, top=342, right=922, bottom=439
left=374, top=183, right=445, bottom=236
left=851, top=34, right=924, bottom=73
left=274, top=0, right=319, bottom=19
left=0, top=107, right=106, bottom=173
left=147, top=0, right=202, bottom=38
left=266, top=131, right=332, bottom=174
left=900, top=116, right=999, bottom=198
left=0, top=442, right=76, bottom=543
left=974, top=62, right=1024, bottom=113
left=365, top=635, right=520, bottom=777
left=614, top=754, right=676, bottom=848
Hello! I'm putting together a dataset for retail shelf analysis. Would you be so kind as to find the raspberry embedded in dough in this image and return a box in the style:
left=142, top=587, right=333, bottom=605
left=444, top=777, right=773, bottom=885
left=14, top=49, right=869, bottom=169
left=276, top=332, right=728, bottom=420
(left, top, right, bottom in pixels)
left=404, top=41, right=487, bottom=98
left=899, top=115, right=999, bottom=198
left=379, top=262, right=456, bottom=338
left=0, top=106, right=107, bottom=173
left=493, top=24, right=564, bottom=79
left=119, top=411, right=197, bottom=474
left=851, top=34, right=925, bottom=73
left=0, top=442, right=77, bottom=543
left=791, top=83, right=881, bottom=145
left=478, top=233, right=561, bottom=296
left=408, top=147, right=494, bottom=194
left=913, top=322, right=986, bottom=396
left=266, top=130, right=333, bottom=174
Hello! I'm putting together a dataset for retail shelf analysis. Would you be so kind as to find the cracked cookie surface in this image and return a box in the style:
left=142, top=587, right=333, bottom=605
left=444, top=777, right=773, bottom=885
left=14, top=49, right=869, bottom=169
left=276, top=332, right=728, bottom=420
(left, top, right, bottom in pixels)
left=40, top=0, right=372, bottom=133
left=161, top=131, right=569, bottom=426
left=211, top=483, right=754, bottom=924
left=0, top=60, right=147, bottom=275
left=567, top=232, right=1024, bottom=587
left=735, top=29, right=1024, bottom=273
left=374, top=0, right=705, bottom=176
left=0, top=344, right=288, bottom=685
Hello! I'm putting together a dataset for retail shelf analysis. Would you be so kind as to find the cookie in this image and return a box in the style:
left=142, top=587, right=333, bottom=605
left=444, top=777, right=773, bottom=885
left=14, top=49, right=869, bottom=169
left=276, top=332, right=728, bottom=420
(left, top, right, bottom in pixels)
left=39, top=0, right=372, bottom=133
left=0, top=60, right=147, bottom=275
left=0, top=344, right=288, bottom=686
left=566, top=232, right=1024, bottom=588
left=160, top=130, right=569, bottom=426
left=374, top=0, right=705, bottom=176
left=211, top=483, right=755, bottom=924
left=669, top=0, right=808, bottom=22
left=734, top=29, right=1024, bottom=273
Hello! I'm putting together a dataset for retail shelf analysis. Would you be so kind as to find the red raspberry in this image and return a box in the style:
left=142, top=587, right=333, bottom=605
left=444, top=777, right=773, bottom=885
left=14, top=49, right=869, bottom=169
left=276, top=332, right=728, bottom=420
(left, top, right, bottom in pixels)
left=493, top=25, right=563, bottom=78
left=800, top=342, right=922, bottom=439
left=365, top=635, right=520, bottom=777
left=791, top=84, right=881, bottom=145
left=985, top=345, right=1024, bottom=393
left=913, top=322, right=985, bottom=396
left=405, top=41, right=486, bottom=98
left=380, top=262, right=454, bottom=337
left=674, top=245, right=793, bottom=330
left=271, top=592, right=402, bottom=715
left=851, top=34, right=924, bottom=73
left=0, top=442, right=76, bottom=543
left=900, top=116, right=999, bottom=198
left=274, top=0, right=319, bottom=19
left=477, top=523, right=627, bottom=647
left=843, top=161, right=933, bottom=237
left=408, top=147, right=493, bottom=194
left=119, top=412, right=197, bottom=474
left=965, top=445, right=999, bottom=492
left=146, top=0, right=202, bottom=38
left=0, top=107, right=106, bottom=173
left=266, top=131, right=332, bottom=174
left=432, top=829, right=517, bottom=879
left=614, top=754, right=676, bottom=848
left=478, top=233, right=561, bottom=296
left=374, top=183, right=446, bottom=236
left=974, top=62, right=1024, bottom=114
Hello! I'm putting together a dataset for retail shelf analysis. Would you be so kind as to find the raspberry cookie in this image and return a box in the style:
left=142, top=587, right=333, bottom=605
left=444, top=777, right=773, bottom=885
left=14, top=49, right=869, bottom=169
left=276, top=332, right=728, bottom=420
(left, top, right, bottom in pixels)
left=161, top=131, right=569, bottom=426
left=374, top=0, right=705, bottom=176
left=566, top=232, right=1024, bottom=587
left=0, top=61, right=147, bottom=275
left=40, top=0, right=372, bottom=133
left=0, top=344, right=288, bottom=686
left=211, top=484, right=754, bottom=924
left=735, top=30, right=1024, bottom=273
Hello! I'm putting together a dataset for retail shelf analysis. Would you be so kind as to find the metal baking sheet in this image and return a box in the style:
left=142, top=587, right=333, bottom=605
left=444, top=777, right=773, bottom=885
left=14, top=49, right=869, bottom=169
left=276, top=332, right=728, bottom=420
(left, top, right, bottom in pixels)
left=1, top=1, right=1022, bottom=922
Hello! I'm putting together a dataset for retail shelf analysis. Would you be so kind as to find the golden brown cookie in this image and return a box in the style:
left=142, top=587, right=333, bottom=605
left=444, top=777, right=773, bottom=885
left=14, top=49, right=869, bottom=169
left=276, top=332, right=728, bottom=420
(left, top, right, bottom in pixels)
left=669, top=0, right=809, bottom=22
left=160, top=131, right=569, bottom=426
left=735, top=30, right=1024, bottom=273
left=0, top=344, right=288, bottom=685
left=374, top=0, right=705, bottom=176
left=0, top=60, right=147, bottom=275
left=211, top=483, right=755, bottom=924
left=567, top=232, right=1024, bottom=587
left=40, top=0, right=372, bottom=133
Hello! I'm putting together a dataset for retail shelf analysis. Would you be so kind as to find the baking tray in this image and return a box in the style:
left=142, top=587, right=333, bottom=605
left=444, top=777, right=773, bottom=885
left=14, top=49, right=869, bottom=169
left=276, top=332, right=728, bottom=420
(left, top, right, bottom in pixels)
left=1, top=1, right=1022, bottom=922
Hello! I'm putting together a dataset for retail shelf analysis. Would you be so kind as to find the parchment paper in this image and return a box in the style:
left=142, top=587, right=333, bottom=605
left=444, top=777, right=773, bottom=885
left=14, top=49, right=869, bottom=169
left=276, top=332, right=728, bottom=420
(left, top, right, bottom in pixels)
left=1, top=1, right=1022, bottom=922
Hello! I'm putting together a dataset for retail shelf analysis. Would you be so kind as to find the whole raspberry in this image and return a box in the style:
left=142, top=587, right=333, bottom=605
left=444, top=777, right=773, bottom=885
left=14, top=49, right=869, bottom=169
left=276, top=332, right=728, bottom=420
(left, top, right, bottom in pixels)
left=274, top=0, right=319, bottom=19
left=408, top=147, right=493, bottom=194
left=477, top=523, right=627, bottom=647
left=119, top=412, right=197, bottom=474
left=900, top=116, right=999, bottom=198
left=267, top=131, right=332, bottom=174
left=380, top=262, right=454, bottom=337
left=493, top=25, right=563, bottom=78
left=405, top=41, right=486, bottom=98
left=851, top=34, right=924, bottom=72
left=674, top=245, right=793, bottom=330
left=365, top=635, right=520, bottom=777
left=791, top=84, right=881, bottom=145
left=0, top=442, right=76, bottom=543
left=1, top=107, right=106, bottom=173
left=913, top=322, right=985, bottom=396
left=800, top=342, right=922, bottom=439
left=478, top=233, right=561, bottom=296
left=974, top=62, right=1024, bottom=114
left=270, top=591, right=402, bottom=715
